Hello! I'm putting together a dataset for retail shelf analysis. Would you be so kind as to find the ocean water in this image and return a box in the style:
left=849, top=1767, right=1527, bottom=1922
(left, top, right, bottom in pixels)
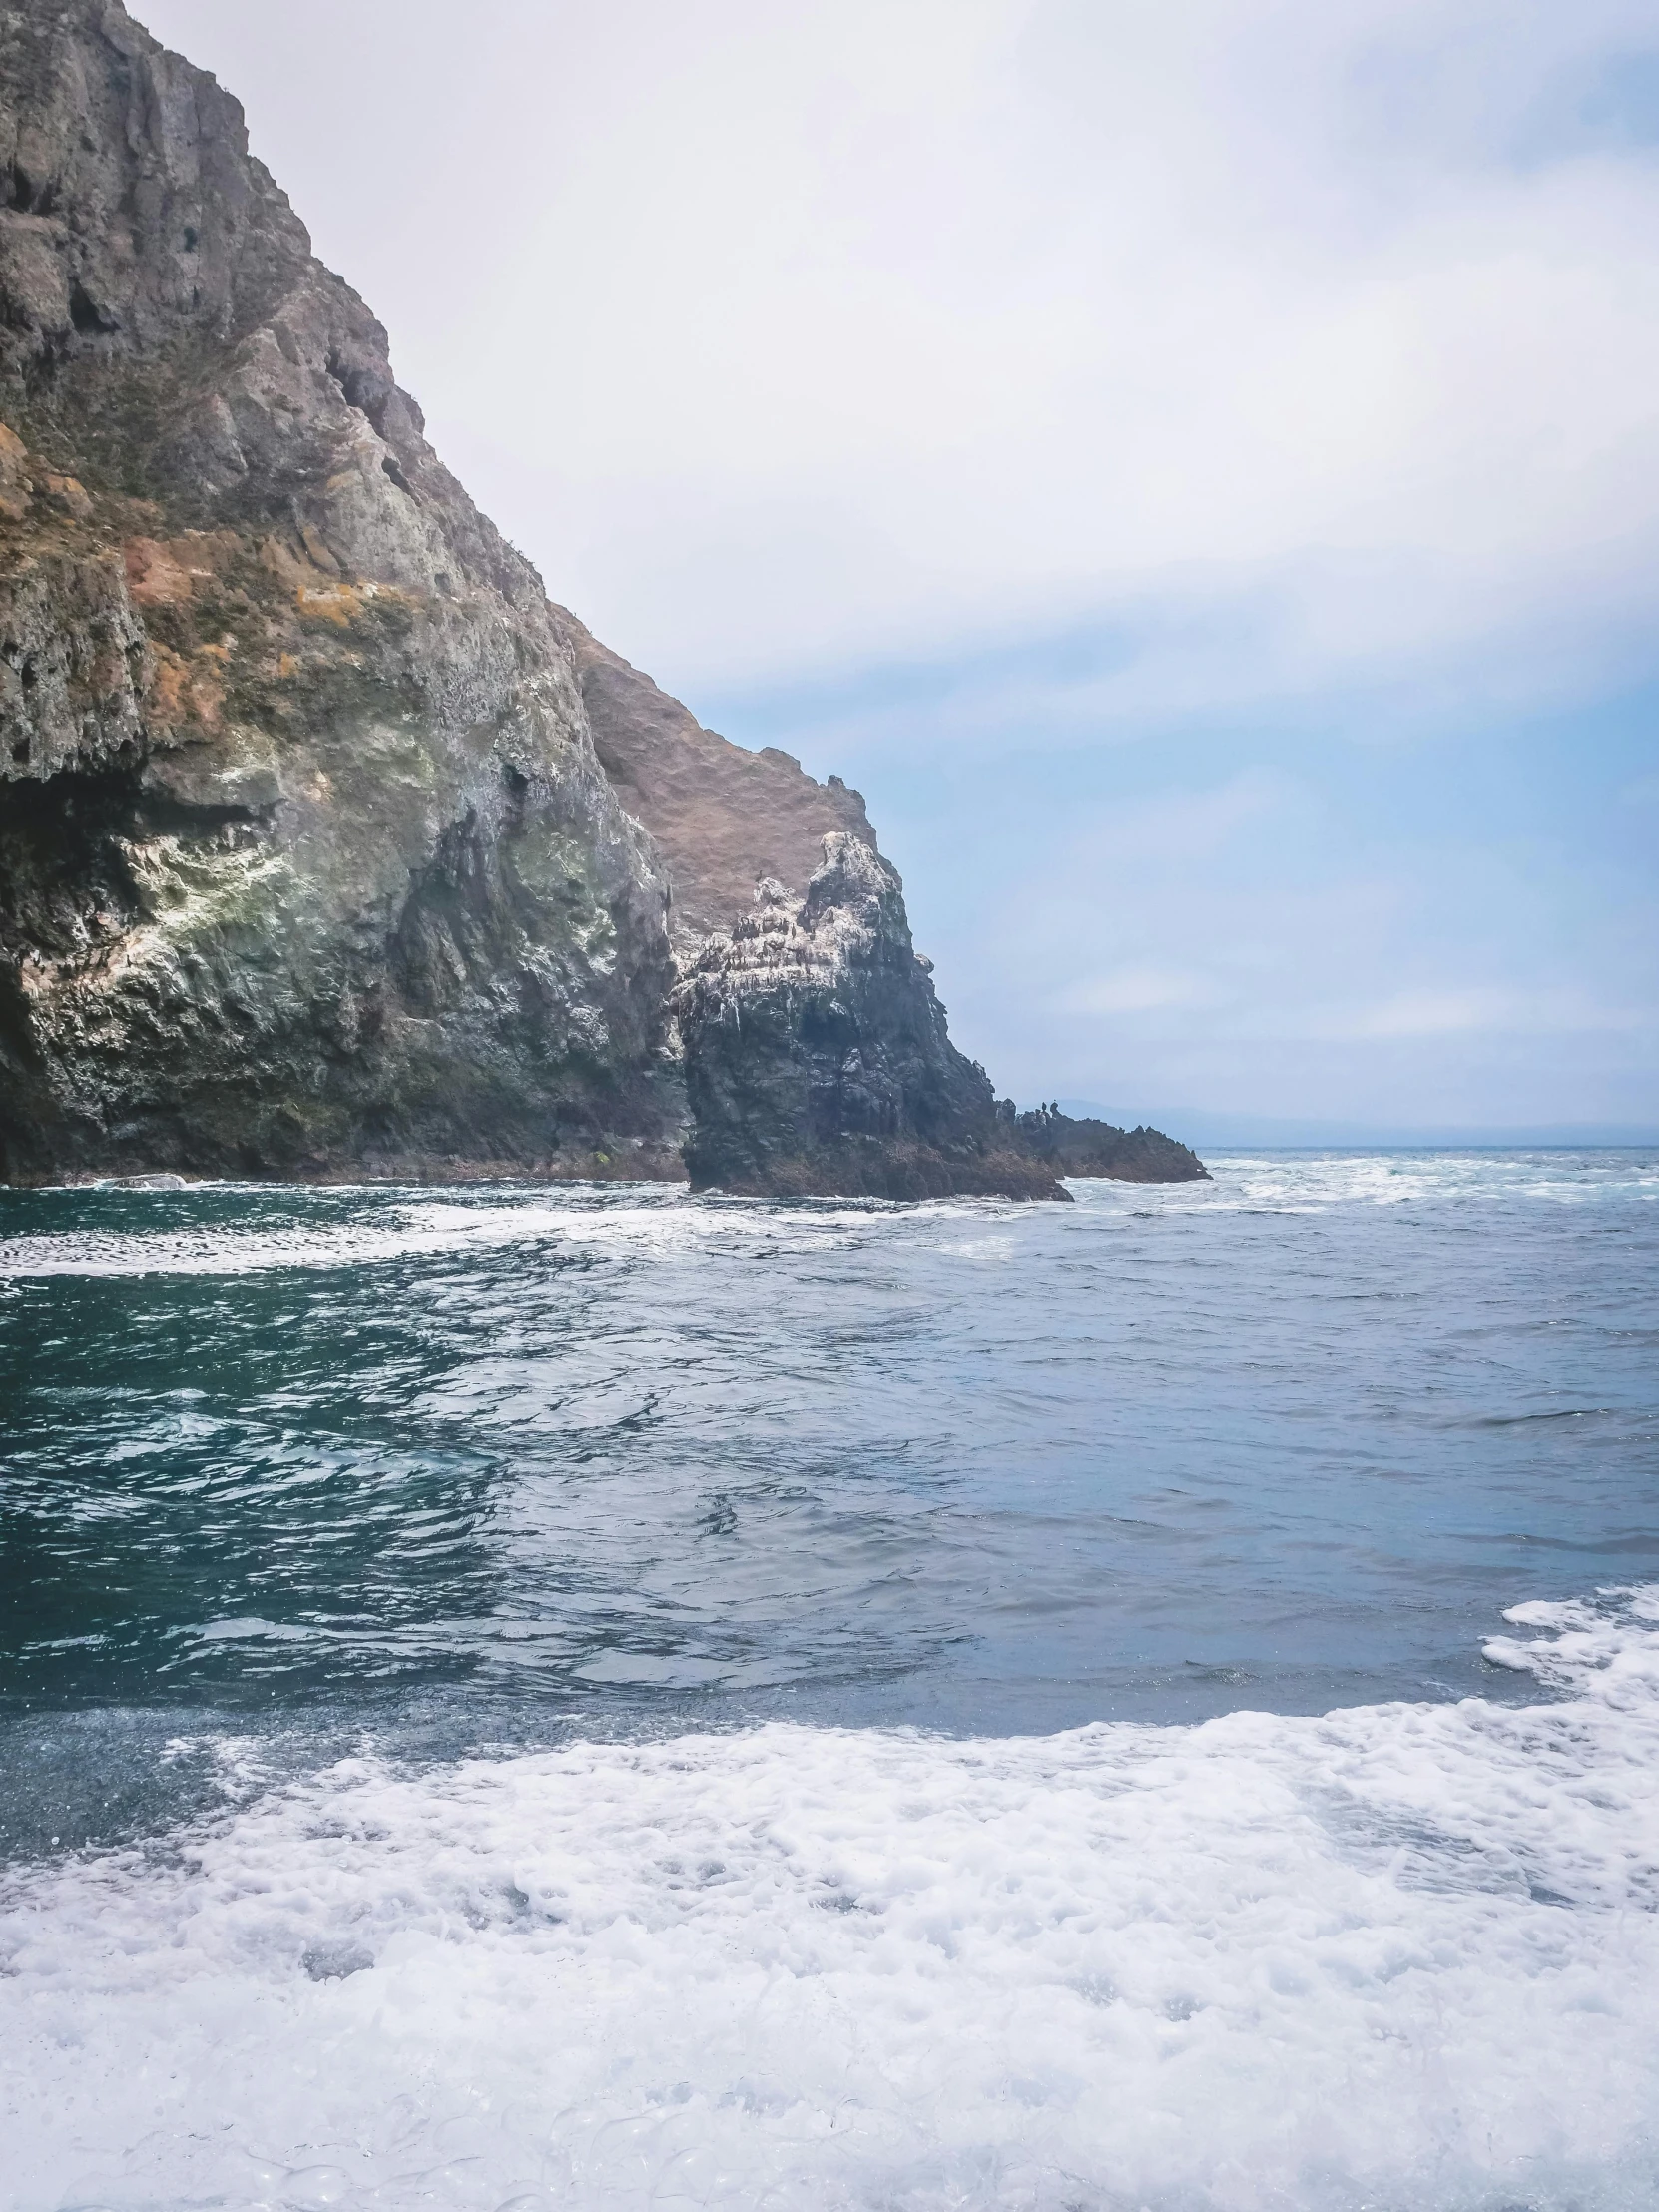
left=1, top=1150, right=1656, bottom=2212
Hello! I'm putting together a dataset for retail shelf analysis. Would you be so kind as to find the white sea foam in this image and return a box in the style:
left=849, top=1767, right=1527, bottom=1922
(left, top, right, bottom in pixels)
left=0, top=1199, right=712, bottom=1280
left=0, top=1190, right=982, bottom=1280
left=2, top=1149, right=1648, bottom=1279
left=5, top=1589, right=1658, bottom=2212
left=1109, top=1149, right=1659, bottom=1216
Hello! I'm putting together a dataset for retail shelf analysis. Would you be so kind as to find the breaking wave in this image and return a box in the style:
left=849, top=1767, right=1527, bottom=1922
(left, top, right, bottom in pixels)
left=0, top=1147, right=1650, bottom=1282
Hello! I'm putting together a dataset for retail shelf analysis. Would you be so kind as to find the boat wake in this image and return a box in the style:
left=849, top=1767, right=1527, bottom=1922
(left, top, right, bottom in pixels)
left=6, top=1588, right=1658, bottom=2212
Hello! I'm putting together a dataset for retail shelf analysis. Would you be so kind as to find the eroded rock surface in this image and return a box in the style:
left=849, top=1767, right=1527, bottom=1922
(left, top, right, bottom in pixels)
left=0, top=0, right=678, bottom=1181
left=677, top=836, right=1066, bottom=1200
left=569, top=620, right=875, bottom=949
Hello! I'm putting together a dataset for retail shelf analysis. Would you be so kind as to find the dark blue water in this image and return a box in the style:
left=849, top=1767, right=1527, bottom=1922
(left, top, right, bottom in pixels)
left=2, top=1150, right=1654, bottom=1856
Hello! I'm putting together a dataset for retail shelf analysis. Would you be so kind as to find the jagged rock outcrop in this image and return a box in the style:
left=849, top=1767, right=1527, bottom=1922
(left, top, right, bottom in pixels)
left=1005, top=1104, right=1210, bottom=1185
left=568, top=620, right=875, bottom=949
left=0, top=0, right=680, bottom=1181
left=0, top=0, right=1205, bottom=1198
left=677, top=835, right=1066, bottom=1200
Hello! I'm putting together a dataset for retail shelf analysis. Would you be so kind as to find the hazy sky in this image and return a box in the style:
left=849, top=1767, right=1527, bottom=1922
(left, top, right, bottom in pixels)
left=137, top=0, right=1659, bottom=1130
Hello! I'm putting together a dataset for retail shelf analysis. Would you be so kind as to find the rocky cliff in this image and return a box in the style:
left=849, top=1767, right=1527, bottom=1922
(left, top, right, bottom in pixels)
left=677, top=836, right=1064, bottom=1200
left=0, top=0, right=1199, bottom=1199
left=0, top=0, right=687, bottom=1182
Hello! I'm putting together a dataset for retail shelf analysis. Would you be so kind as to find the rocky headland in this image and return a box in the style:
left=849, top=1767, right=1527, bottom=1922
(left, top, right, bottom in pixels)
left=1006, top=1105, right=1210, bottom=1185
left=0, top=0, right=1202, bottom=1199
left=676, top=838, right=1064, bottom=1201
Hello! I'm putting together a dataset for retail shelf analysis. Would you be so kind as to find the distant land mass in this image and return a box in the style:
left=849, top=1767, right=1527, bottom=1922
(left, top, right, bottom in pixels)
left=1057, top=1104, right=1659, bottom=1150
left=0, top=0, right=1200, bottom=1198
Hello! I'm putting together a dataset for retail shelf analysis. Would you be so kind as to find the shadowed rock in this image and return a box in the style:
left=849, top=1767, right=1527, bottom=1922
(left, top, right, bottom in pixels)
left=1006, top=1104, right=1210, bottom=1184
left=677, top=836, right=1068, bottom=1201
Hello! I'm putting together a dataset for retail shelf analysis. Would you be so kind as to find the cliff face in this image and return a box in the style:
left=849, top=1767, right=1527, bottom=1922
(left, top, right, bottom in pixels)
left=0, top=0, right=678, bottom=1181
left=0, top=0, right=1201, bottom=1199
left=677, top=836, right=1064, bottom=1200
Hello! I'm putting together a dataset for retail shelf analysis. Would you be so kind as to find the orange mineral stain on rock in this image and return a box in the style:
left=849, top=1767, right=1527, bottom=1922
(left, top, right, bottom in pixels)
left=145, top=644, right=224, bottom=732
left=295, top=582, right=364, bottom=628
left=0, top=420, right=33, bottom=522
left=42, top=474, right=92, bottom=520
left=125, top=537, right=195, bottom=606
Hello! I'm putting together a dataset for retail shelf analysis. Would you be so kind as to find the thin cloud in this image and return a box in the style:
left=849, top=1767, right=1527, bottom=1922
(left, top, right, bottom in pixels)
left=1074, top=773, right=1295, bottom=868
left=1338, top=987, right=1649, bottom=1040
left=140, top=0, right=1659, bottom=710
left=1054, top=967, right=1225, bottom=1018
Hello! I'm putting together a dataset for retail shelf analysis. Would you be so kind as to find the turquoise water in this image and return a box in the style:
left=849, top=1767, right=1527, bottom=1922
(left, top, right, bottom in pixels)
left=2, top=1152, right=1656, bottom=2210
